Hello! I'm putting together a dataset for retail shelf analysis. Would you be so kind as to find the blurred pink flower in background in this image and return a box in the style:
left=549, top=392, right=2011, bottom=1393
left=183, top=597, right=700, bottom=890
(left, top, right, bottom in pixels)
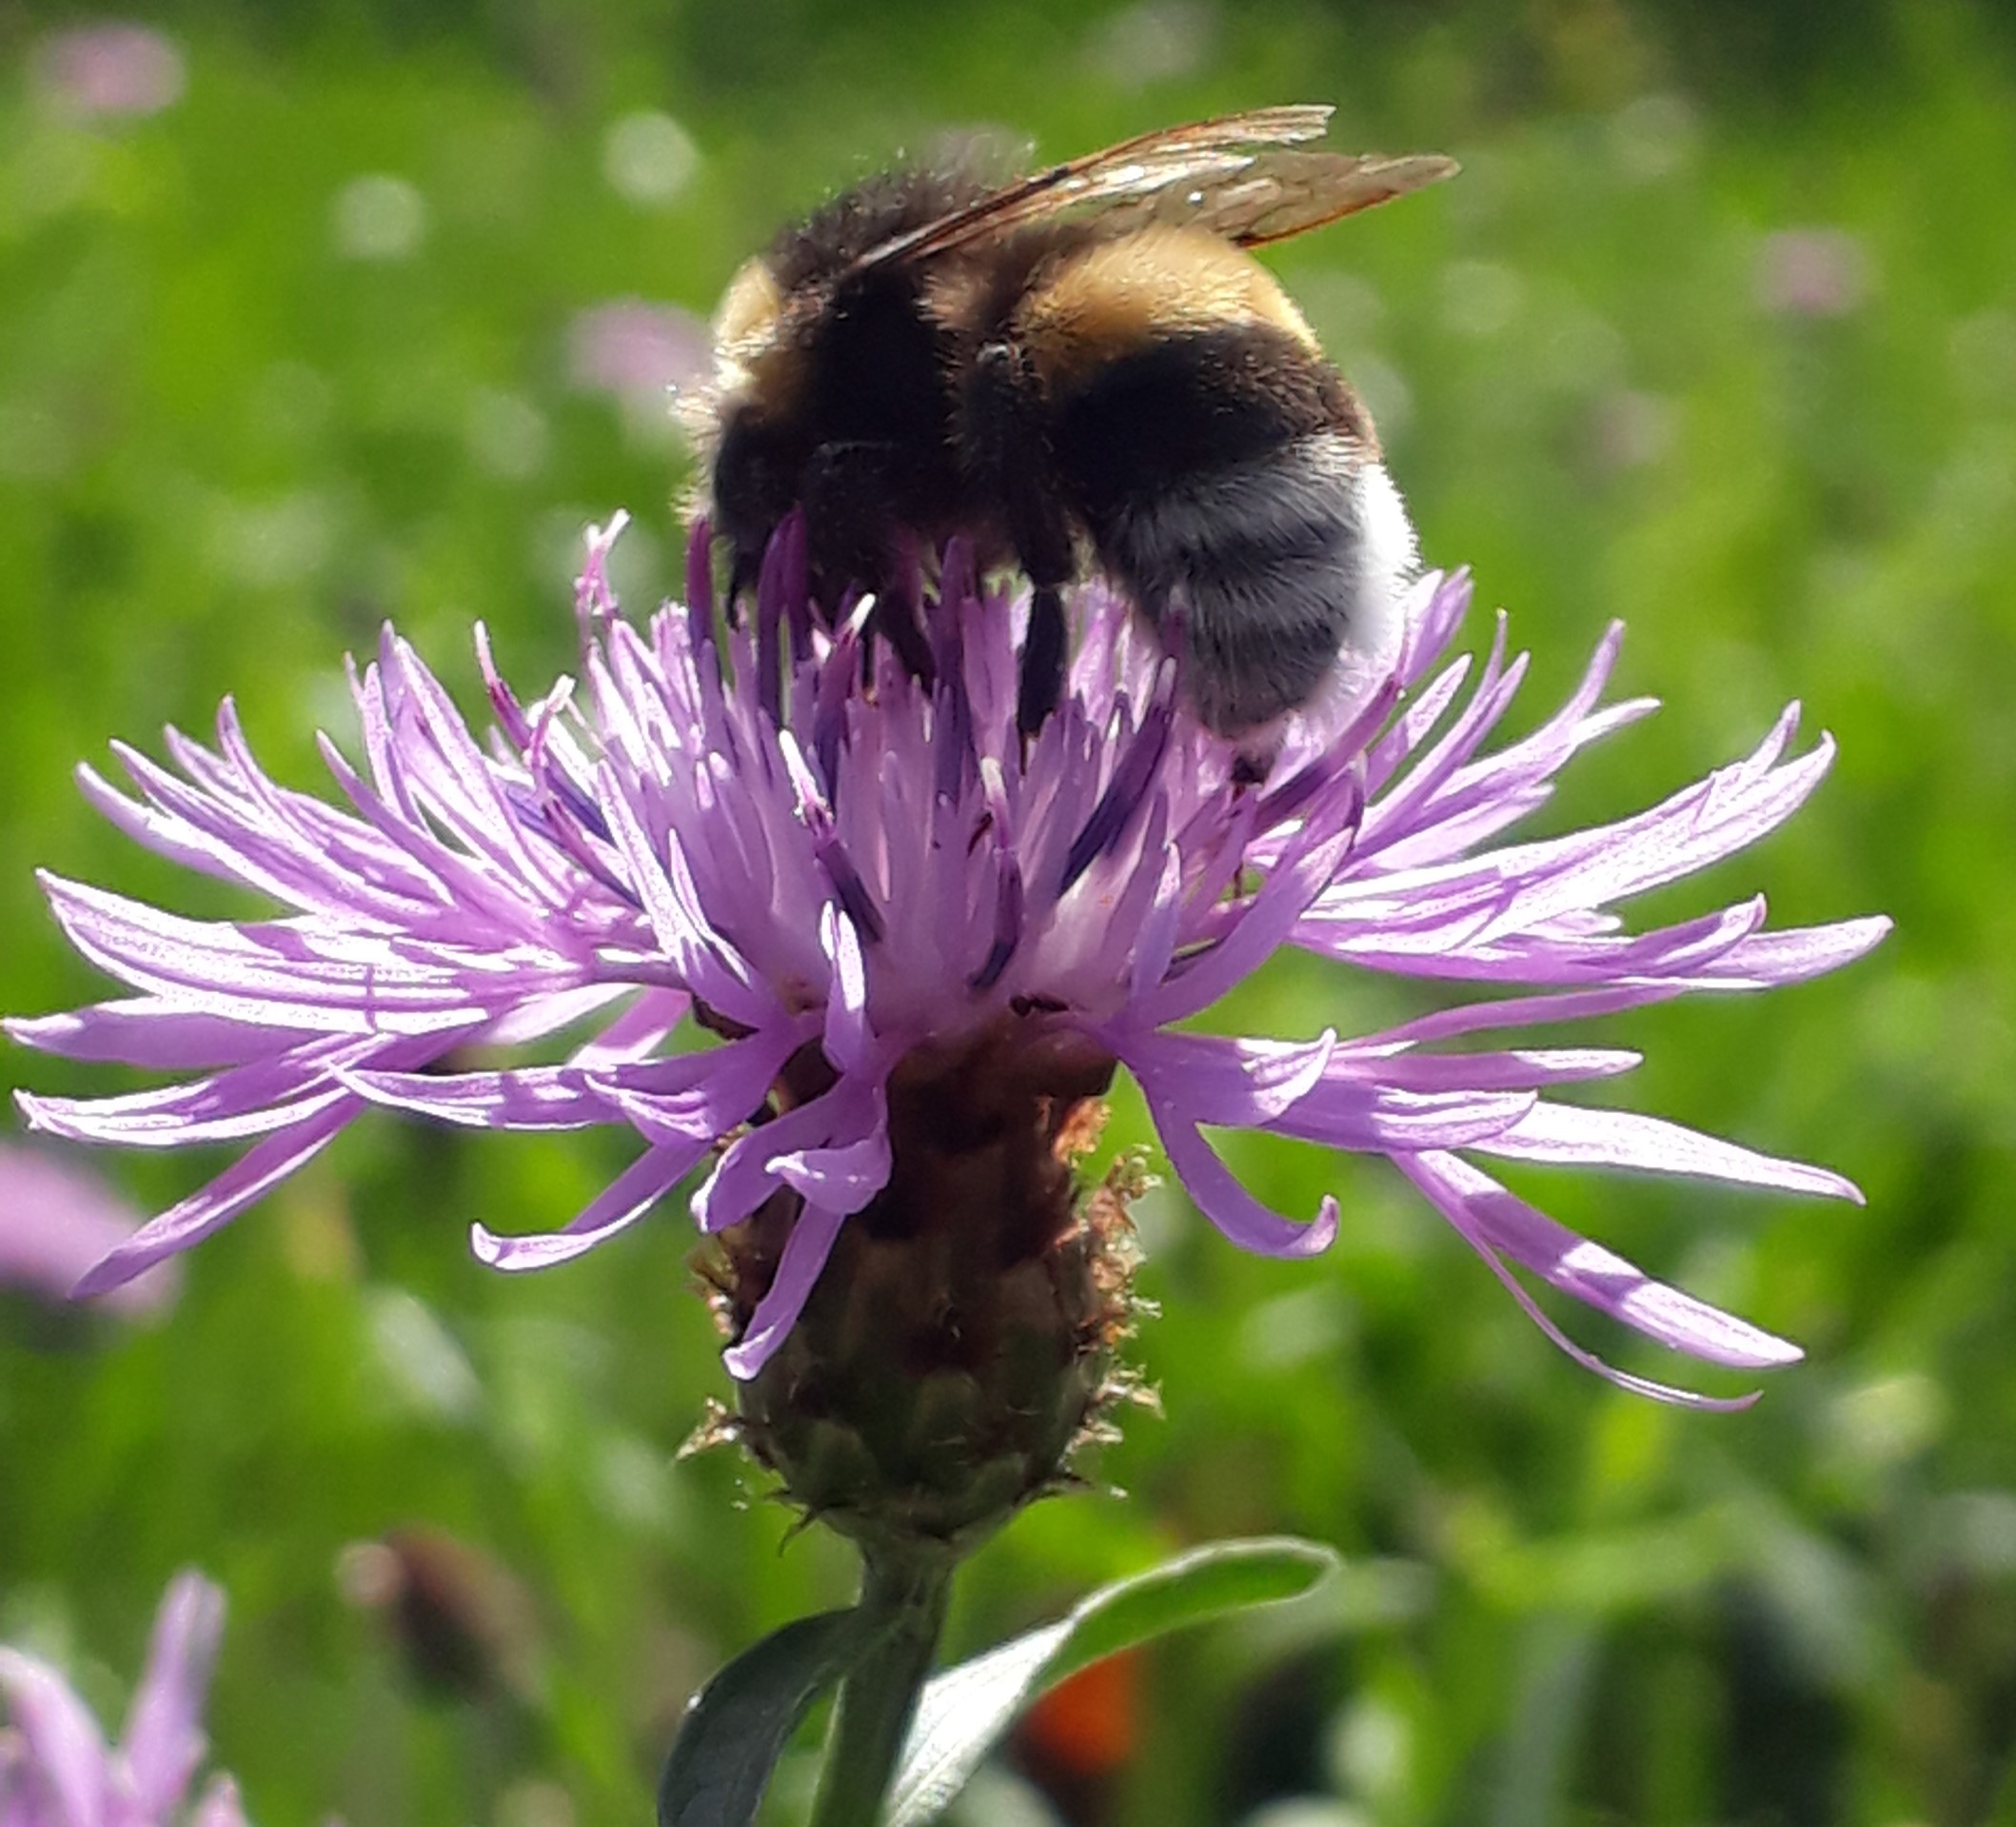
left=564, top=301, right=711, bottom=408
left=32, top=23, right=187, bottom=120
left=0, top=1142, right=178, bottom=1318
left=1755, top=228, right=1871, bottom=319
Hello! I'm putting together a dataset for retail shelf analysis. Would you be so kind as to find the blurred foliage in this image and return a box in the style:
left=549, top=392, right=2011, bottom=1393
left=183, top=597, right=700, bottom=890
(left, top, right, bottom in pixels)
left=3, top=1, right=2014, bottom=1822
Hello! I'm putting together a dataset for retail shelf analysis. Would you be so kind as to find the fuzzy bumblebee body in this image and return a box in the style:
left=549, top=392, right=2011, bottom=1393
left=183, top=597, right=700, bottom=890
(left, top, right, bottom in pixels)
left=691, top=107, right=1454, bottom=740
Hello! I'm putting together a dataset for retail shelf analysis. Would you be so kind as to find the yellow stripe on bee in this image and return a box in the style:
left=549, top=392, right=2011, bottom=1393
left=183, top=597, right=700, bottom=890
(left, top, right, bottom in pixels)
left=705, top=255, right=811, bottom=419
left=713, top=256, right=784, bottom=350
left=1014, top=226, right=1321, bottom=388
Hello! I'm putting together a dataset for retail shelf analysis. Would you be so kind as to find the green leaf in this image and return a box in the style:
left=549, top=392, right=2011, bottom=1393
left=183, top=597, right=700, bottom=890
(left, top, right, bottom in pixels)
left=888, top=1537, right=1339, bottom=1827
left=659, top=1607, right=872, bottom=1827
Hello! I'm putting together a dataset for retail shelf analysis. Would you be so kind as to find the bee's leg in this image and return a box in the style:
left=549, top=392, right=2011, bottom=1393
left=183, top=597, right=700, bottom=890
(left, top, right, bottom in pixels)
left=711, top=410, right=806, bottom=624
left=801, top=438, right=936, bottom=685
left=725, top=548, right=760, bottom=623
left=967, top=345, right=1076, bottom=738
left=871, top=583, right=937, bottom=691
left=1017, top=586, right=1068, bottom=738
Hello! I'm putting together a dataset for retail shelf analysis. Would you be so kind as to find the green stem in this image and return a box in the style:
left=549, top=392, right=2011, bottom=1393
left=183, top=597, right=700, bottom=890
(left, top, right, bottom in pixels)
left=808, top=1554, right=953, bottom=1827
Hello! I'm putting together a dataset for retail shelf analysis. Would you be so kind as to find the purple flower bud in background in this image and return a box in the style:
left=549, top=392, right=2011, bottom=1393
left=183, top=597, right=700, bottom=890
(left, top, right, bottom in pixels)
left=0, top=1142, right=178, bottom=1319
left=9, top=513, right=1886, bottom=1405
left=0, top=1572, right=247, bottom=1827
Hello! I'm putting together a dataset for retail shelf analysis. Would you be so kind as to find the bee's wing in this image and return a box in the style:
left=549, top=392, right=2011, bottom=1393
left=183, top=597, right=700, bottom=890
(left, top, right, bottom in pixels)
left=844, top=105, right=1368, bottom=273
left=1089, top=148, right=1458, bottom=247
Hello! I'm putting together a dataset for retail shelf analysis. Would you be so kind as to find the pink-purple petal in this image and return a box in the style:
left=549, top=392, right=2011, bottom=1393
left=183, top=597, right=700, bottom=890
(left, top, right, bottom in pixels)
left=566, top=986, right=690, bottom=1068
left=1690, top=915, right=1893, bottom=987
left=0, top=1648, right=111, bottom=1827
left=721, top=1200, right=848, bottom=1381
left=690, top=1072, right=889, bottom=1236
left=7, top=1001, right=312, bottom=1069
left=1393, top=569, right=1475, bottom=695
left=600, top=770, right=771, bottom=1028
left=18, top=1040, right=372, bottom=1148
left=1476, top=1102, right=1864, bottom=1200
left=1471, top=730, right=1835, bottom=946
left=1393, top=1152, right=1773, bottom=1409
left=69, top=1107, right=352, bottom=1299
left=1117, top=1029, right=1338, bottom=1126
left=1404, top=1152, right=1799, bottom=1367
left=591, top=1024, right=801, bottom=1146
left=471, top=1136, right=706, bottom=1270
left=1150, top=1107, right=1340, bottom=1259
left=337, top=1062, right=609, bottom=1129
left=1268, top=1082, right=1537, bottom=1152
left=771, top=1122, right=893, bottom=1214
left=120, top=1572, right=225, bottom=1817
left=819, top=902, right=872, bottom=1078
left=1134, top=802, right=1360, bottom=1028
left=1358, top=984, right=1690, bottom=1046
left=477, top=983, right=635, bottom=1046
left=1324, top=1044, right=1642, bottom=1091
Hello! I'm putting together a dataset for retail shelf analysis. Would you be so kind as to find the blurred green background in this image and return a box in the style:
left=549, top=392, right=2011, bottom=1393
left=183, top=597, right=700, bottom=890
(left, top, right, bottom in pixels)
left=3, top=2, right=2013, bottom=1822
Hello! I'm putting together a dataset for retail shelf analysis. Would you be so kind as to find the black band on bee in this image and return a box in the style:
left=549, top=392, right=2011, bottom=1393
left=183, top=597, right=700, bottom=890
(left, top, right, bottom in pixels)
left=1049, top=322, right=1369, bottom=523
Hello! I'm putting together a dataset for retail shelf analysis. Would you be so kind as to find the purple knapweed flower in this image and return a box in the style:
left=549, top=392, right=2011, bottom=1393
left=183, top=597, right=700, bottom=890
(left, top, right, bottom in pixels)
left=0, top=1572, right=247, bottom=1827
left=9, top=513, right=1886, bottom=1402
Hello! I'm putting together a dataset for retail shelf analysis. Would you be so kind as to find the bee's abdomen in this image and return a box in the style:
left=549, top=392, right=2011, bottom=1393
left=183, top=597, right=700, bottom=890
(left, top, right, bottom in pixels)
left=1051, top=328, right=1413, bottom=735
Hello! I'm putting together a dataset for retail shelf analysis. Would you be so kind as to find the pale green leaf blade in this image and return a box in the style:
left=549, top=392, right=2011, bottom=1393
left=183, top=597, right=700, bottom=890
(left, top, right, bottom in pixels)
left=889, top=1536, right=1338, bottom=1827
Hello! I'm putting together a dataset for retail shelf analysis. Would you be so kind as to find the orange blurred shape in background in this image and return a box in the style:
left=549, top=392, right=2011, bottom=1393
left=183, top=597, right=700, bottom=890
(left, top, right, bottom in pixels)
left=1017, top=1648, right=1142, bottom=1780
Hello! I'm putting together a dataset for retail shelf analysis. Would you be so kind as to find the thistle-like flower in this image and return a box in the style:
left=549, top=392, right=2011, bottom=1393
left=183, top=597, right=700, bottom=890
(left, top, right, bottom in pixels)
left=12, top=514, right=1884, bottom=1438
left=0, top=1572, right=246, bottom=1827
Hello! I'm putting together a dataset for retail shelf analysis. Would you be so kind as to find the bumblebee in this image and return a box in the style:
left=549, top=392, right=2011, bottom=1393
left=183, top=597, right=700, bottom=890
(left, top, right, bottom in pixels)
left=688, top=106, right=1454, bottom=742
